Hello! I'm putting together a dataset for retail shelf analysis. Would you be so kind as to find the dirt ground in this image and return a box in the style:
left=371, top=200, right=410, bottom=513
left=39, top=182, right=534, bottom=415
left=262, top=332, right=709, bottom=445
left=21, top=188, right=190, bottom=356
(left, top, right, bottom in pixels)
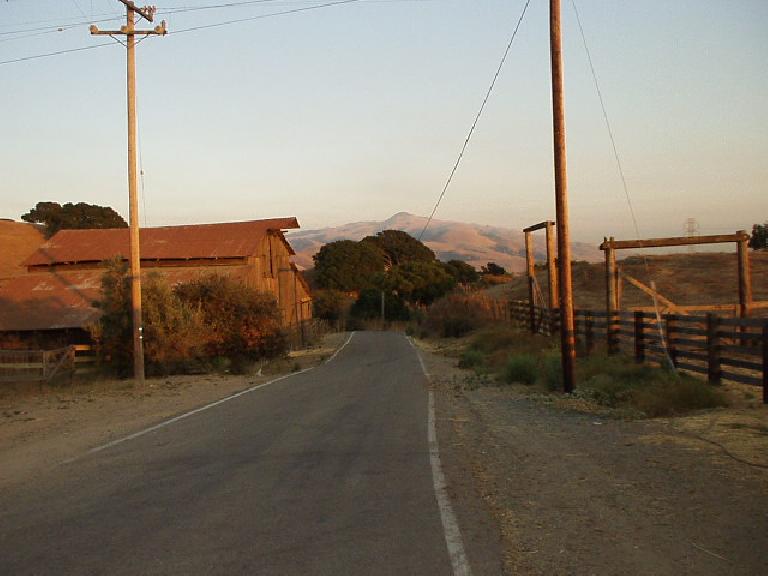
left=419, top=339, right=768, bottom=576
left=0, top=333, right=349, bottom=491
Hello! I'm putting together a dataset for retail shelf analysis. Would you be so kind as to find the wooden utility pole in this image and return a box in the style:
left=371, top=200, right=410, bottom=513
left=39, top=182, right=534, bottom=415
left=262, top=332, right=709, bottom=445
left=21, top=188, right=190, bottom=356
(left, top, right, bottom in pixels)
left=91, top=2, right=166, bottom=384
left=549, top=0, right=575, bottom=393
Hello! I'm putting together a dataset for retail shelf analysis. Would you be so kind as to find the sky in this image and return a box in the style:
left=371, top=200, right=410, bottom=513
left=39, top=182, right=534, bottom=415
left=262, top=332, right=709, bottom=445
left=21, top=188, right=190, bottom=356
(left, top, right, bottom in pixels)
left=1, top=0, right=766, bottom=246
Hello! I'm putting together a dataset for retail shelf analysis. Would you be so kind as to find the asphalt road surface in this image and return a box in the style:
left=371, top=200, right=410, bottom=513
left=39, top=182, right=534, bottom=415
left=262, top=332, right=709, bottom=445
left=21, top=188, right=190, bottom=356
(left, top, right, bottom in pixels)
left=0, top=332, right=475, bottom=575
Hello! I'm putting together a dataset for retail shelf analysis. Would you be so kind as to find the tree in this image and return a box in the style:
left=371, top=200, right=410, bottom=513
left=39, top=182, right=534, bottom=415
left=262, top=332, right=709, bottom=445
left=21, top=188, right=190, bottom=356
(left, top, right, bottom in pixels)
left=313, top=240, right=387, bottom=292
left=21, top=201, right=127, bottom=238
left=350, top=288, right=410, bottom=321
left=383, top=260, right=456, bottom=306
left=481, top=262, right=506, bottom=276
left=312, top=289, right=350, bottom=321
left=749, top=223, right=767, bottom=250
left=444, top=259, right=479, bottom=285
left=361, top=229, right=435, bottom=267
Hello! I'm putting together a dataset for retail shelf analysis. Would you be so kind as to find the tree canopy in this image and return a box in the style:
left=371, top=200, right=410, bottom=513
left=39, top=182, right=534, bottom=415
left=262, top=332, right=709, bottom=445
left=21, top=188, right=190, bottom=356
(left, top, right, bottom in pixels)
left=313, top=239, right=388, bottom=292
left=749, top=223, right=767, bottom=250
left=21, top=201, right=127, bottom=238
left=444, top=259, right=480, bottom=284
left=362, top=229, right=435, bottom=267
left=481, top=262, right=506, bottom=276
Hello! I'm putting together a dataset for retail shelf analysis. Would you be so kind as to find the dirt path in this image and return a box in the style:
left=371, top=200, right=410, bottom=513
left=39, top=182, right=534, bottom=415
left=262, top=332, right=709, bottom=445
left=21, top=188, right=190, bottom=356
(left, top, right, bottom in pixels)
left=420, top=340, right=768, bottom=576
left=0, top=333, right=348, bottom=491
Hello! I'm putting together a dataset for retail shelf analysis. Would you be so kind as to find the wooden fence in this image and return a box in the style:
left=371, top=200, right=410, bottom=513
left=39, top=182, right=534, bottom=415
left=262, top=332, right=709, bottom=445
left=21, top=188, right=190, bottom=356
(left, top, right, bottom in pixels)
left=509, top=300, right=768, bottom=404
left=0, top=344, right=97, bottom=383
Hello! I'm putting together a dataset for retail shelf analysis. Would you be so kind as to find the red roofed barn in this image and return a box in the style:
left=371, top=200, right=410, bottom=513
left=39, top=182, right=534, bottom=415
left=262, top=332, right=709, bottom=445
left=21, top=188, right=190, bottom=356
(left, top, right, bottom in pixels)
left=0, top=218, right=312, bottom=348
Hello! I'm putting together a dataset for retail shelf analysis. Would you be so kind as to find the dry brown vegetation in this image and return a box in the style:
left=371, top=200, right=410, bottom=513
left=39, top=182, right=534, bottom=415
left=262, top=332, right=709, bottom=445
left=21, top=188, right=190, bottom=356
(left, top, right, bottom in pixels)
left=494, top=251, right=768, bottom=315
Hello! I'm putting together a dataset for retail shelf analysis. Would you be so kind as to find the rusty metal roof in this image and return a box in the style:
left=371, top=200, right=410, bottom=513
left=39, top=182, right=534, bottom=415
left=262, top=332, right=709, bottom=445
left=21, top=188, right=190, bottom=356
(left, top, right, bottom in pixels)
left=0, top=220, right=46, bottom=279
left=0, top=271, right=102, bottom=331
left=25, top=218, right=300, bottom=267
left=0, top=267, right=252, bottom=332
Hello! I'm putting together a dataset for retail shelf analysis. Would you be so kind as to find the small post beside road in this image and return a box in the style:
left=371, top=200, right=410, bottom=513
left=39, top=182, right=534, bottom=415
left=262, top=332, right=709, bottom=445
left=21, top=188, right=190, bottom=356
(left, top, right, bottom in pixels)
left=762, top=322, right=768, bottom=405
left=706, top=314, right=721, bottom=385
left=634, top=311, right=645, bottom=363
left=90, top=1, right=167, bottom=384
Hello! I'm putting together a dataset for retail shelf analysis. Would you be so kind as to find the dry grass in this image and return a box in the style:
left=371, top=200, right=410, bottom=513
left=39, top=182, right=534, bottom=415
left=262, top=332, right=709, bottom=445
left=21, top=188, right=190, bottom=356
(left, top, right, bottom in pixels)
left=493, top=252, right=768, bottom=315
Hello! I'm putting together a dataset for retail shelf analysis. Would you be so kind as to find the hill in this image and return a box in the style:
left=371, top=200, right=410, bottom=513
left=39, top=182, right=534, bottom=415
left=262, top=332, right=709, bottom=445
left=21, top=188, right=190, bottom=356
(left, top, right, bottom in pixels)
left=288, top=212, right=602, bottom=272
left=496, top=252, right=768, bottom=316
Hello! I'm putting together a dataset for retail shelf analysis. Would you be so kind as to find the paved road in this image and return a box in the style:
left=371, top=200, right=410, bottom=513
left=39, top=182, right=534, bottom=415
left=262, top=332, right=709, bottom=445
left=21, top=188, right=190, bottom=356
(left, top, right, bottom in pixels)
left=0, top=332, right=472, bottom=575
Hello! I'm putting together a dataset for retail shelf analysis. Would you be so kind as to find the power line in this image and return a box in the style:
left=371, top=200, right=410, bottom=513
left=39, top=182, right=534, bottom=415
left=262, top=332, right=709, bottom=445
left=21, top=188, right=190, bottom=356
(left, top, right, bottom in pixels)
left=170, top=0, right=363, bottom=35
left=570, top=0, right=638, bottom=239
left=0, top=0, right=406, bottom=66
left=418, top=0, right=531, bottom=241
left=0, top=40, right=117, bottom=66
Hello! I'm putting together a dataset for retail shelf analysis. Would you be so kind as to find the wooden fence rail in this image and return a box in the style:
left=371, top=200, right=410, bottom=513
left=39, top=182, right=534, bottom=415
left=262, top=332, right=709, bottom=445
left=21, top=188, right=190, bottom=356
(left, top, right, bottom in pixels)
left=509, top=300, right=768, bottom=404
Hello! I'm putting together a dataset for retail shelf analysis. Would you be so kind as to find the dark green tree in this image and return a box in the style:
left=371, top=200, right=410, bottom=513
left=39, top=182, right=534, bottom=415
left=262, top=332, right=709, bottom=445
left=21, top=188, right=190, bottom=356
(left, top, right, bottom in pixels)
left=361, top=229, right=435, bottom=267
left=21, top=201, right=127, bottom=238
left=444, top=259, right=480, bottom=285
left=481, top=262, right=506, bottom=276
left=350, top=288, right=410, bottom=321
left=312, top=289, right=350, bottom=321
left=313, top=240, right=387, bottom=292
left=749, top=223, right=767, bottom=250
left=383, top=260, right=456, bottom=306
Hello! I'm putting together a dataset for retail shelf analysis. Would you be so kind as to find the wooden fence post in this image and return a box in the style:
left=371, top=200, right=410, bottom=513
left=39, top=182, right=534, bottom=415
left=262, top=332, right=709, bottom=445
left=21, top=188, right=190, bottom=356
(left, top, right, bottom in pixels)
left=585, top=312, right=594, bottom=356
left=762, top=322, right=768, bottom=405
left=607, top=311, right=618, bottom=355
left=665, top=314, right=677, bottom=368
left=634, top=311, right=645, bottom=363
left=706, top=313, right=721, bottom=385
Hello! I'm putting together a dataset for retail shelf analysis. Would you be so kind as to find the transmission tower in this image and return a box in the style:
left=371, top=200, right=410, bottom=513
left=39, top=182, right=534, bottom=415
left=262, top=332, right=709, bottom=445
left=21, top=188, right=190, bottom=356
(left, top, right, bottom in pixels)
left=684, top=218, right=699, bottom=253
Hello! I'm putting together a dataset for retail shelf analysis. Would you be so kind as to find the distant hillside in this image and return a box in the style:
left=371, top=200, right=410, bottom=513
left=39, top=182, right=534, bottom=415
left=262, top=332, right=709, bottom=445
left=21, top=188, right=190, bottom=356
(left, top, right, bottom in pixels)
left=495, top=252, right=768, bottom=316
left=289, top=212, right=602, bottom=272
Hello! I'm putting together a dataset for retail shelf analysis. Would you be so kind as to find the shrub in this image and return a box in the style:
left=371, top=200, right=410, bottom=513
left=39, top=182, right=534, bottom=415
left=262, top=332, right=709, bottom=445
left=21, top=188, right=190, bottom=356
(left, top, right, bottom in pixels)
left=175, top=275, right=286, bottom=370
left=458, top=349, right=484, bottom=369
left=312, top=289, right=350, bottom=321
left=422, top=294, right=491, bottom=338
left=503, top=354, right=538, bottom=385
left=631, top=375, right=727, bottom=417
left=577, top=354, right=728, bottom=416
left=94, top=265, right=286, bottom=376
left=541, top=352, right=564, bottom=391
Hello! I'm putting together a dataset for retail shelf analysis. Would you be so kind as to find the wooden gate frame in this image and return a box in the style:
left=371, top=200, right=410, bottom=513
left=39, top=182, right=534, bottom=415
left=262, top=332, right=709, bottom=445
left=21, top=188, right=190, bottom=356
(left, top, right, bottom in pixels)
left=524, top=220, right=558, bottom=333
left=599, top=230, right=753, bottom=318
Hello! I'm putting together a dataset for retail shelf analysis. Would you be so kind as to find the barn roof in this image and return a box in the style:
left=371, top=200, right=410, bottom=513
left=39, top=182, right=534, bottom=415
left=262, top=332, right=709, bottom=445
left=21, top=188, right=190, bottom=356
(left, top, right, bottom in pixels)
left=0, top=267, right=252, bottom=332
left=0, top=220, right=46, bottom=279
left=24, top=218, right=300, bottom=267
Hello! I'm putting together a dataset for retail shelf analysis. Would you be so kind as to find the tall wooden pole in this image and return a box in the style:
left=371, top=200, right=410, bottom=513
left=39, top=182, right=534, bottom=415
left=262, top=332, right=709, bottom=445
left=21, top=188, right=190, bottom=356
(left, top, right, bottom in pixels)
left=91, top=1, right=166, bottom=384
left=549, top=0, right=575, bottom=393
left=125, top=6, right=145, bottom=384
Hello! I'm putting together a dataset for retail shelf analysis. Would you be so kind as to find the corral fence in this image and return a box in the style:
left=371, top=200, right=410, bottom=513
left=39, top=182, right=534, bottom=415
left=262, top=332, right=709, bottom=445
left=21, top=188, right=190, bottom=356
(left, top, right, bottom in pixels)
left=0, top=345, right=97, bottom=383
left=285, top=319, right=331, bottom=350
left=509, top=300, right=768, bottom=404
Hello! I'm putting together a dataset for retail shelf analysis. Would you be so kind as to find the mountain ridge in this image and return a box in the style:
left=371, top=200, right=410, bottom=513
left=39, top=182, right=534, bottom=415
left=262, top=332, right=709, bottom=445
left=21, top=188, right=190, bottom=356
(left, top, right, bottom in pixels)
left=288, top=212, right=602, bottom=272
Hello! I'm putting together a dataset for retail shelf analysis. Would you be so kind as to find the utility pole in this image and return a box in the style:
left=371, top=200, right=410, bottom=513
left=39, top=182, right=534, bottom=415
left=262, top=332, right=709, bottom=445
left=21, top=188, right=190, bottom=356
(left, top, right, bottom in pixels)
left=90, top=2, right=166, bottom=384
left=549, top=0, right=575, bottom=393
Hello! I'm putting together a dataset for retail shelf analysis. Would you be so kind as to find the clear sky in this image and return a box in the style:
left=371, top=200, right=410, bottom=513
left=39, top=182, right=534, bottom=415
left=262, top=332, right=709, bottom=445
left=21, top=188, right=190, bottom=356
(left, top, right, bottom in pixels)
left=1, top=0, right=766, bottom=245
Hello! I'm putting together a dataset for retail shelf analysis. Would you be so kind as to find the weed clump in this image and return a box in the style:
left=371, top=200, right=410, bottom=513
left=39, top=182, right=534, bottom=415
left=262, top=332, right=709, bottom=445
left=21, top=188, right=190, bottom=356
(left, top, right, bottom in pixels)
left=503, top=354, right=538, bottom=386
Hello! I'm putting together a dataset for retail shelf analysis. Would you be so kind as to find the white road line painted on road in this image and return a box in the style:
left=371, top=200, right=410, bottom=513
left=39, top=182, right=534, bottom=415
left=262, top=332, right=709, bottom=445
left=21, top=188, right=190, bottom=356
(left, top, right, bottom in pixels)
left=62, top=332, right=357, bottom=464
left=409, top=337, right=473, bottom=576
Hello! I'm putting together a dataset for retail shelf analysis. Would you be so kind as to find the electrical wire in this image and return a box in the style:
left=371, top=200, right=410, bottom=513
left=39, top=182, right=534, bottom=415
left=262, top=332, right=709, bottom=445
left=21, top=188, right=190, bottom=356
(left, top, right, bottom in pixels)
left=418, top=0, right=531, bottom=241
left=570, top=0, right=674, bottom=369
left=170, top=0, right=362, bottom=35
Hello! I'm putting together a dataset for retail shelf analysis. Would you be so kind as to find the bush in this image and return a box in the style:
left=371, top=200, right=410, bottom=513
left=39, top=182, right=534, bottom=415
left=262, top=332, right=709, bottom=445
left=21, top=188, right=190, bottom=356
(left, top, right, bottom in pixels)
left=175, top=275, right=286, bottom=370
left=541, top=352, right=564, bottom=391
left=458, top=349, right=484, bottom=369
left=503, top=354, right=538, bottom=385
left=422, top=294, right=490, bottom=338
left=577, top=354, right=728, bottom=416
left=95, top=264, right=286, bottom=376
left=312, top=289, right=350, bottom=321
